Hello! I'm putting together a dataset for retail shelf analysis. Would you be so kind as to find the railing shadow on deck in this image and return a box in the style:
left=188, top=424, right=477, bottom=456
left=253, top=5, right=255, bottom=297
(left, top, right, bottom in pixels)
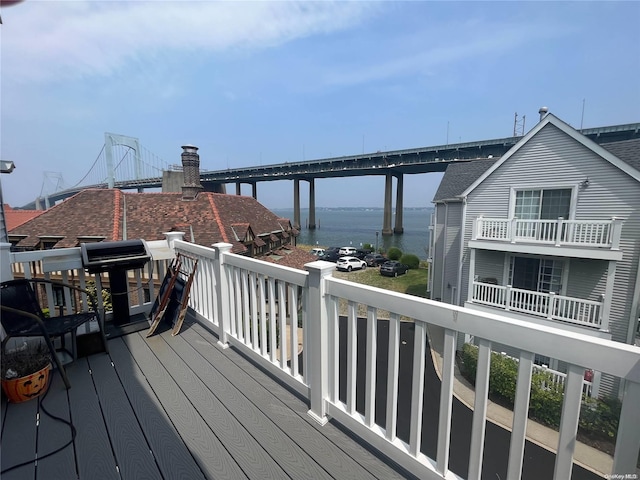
left=173, top=239, right=640, bottom=480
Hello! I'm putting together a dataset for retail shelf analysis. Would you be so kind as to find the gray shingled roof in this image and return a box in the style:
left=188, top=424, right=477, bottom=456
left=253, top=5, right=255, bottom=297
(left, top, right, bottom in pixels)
left=432, top=136, right=640, bottom=203
left=601, top=138, right=640, bottom=172
left=432, top=158, right=499, bottom=202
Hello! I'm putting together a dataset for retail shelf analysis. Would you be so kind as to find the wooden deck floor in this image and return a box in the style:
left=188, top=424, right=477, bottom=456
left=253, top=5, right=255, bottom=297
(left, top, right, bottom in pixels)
left=1, top=320, right=416, bottom=480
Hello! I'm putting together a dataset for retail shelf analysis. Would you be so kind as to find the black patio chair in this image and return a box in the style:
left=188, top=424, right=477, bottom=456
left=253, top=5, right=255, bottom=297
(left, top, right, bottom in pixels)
left=1, top=278, right=109, bottom=389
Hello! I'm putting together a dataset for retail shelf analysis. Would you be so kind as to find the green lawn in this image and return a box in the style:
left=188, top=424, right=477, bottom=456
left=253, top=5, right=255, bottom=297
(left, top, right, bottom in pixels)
left=299, top=243, right=429, bottom=298
left=333, top=266, right=429, bottom=298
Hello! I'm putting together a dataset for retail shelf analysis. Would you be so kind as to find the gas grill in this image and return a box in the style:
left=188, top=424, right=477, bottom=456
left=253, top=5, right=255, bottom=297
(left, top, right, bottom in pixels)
left=81, top=240, right=151, bottom=327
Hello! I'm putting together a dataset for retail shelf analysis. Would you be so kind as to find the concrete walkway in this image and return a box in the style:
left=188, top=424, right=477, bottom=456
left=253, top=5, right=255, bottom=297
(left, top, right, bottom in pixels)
left=426, top=324, right=614, bottom=477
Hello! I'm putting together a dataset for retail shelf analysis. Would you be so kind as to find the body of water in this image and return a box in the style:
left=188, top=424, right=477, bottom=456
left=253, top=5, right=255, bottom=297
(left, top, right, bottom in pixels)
left=271, top=207, right=432, bottom=259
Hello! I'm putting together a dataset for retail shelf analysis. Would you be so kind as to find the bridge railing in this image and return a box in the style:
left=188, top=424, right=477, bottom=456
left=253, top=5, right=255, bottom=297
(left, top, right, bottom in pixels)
left=172, top=239, right=640, bottom=480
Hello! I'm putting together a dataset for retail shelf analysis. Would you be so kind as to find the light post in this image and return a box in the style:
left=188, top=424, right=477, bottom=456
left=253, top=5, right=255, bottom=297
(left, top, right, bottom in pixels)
left=375, top=231, right=379, bottom=253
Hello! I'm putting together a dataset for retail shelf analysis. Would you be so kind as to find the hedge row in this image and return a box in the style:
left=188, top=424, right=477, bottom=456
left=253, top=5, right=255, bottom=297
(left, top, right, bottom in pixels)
left=459, top=343, right=621, bottom=440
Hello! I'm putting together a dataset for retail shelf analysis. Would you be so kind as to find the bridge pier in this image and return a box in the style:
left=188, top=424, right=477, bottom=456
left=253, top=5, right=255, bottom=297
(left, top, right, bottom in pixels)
left=293, top=179, right=301, bottom=230
left=394, top=173, right=404, bottom=234
left=382, top=174, right=393, bottom=235
left=251, top=182, right=257, bottom=199
left=236, top=182, right=241, bottom=195
left=308, top=178, right=316, bottom=230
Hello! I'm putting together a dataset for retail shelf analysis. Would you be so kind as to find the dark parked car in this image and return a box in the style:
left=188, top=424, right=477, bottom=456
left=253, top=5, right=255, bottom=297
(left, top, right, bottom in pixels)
left=353, top=249, right=372, bottom=260
left=380, top=261, right=409, bottom=277
left=321, top=250, right=342, bottom=262
left=364, top=253, right=386, bottom=266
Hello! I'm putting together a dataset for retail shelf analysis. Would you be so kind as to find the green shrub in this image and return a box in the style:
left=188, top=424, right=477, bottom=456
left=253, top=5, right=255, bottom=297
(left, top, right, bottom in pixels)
left=387, top=247, right=402, bottom=261
left=529, top=371, right=564, bottom=426
left=86, top=280, right=113, bottom=312
left=579, top=396, right=621, bottom=439
left=400, top=253, right=420, bottom=269
left=488, top=352, right=518, bottom=403
left=363, top=243, right=374, bottom=252
left=460, top=343, right=478, bottom=380
left=458, top=343, right=620, bottom=440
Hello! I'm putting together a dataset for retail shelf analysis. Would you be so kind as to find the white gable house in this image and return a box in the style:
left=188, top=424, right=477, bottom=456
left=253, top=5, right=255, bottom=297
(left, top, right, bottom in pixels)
left=429, top=113, right=640, bottom=398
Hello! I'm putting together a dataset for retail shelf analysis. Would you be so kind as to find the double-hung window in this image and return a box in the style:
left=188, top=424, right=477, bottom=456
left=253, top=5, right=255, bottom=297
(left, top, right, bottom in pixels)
left=513, top=188, right=573, bottom=241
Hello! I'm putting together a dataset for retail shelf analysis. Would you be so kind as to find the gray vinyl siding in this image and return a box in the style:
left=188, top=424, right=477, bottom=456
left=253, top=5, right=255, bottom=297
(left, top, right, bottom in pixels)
left=565, top=259, right=607, bottom=302
left=431, top=204, right=446, bottom=301
left=474, top=251, right=506, bottom=285
left=443, top=202, right=462, bottom=304
left=463, top=123, right=640, bottom=347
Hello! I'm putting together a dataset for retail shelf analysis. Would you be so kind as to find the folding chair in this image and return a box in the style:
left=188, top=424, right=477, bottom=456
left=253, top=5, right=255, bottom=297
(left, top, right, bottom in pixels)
left=1, top=278, right=109, bottom=389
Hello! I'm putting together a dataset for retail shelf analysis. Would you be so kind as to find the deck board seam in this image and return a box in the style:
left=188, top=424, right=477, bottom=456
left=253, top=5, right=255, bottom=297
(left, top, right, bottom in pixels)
left=185, top=321, right=415, bottom=480
left=157, top=327, right=334, bottom=479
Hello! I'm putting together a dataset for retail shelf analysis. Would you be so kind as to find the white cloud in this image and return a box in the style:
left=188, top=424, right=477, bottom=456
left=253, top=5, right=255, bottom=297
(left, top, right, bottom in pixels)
left=323, top=19, right=568, bottom=88
left=1, top=0, right=379, bottom=84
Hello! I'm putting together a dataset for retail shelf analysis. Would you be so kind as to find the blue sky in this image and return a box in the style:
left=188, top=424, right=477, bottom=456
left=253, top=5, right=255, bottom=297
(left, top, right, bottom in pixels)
left=1, top=1, right=639, bottom=210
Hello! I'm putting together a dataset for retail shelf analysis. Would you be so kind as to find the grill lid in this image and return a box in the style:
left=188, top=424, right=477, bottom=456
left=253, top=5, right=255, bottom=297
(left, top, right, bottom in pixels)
left=81, top=239, right=150, bottom=273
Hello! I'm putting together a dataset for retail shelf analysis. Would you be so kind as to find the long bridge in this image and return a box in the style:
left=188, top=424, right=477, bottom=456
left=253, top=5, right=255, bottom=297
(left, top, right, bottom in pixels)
left=26, top=123, right=640, bottom=234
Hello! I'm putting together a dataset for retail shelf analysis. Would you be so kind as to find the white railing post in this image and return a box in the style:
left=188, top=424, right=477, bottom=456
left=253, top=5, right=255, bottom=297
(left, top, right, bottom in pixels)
left=472, top=216, right=480, bottom=240
left=164, top=231, right=185, bottom=250
left=212, top=242, right=233, bottom=349
left=610, top=217, right=623, bottom=250
left=555, top=217, right=563, bottom=246
left=505, top=285, right=512, bottom=311
left=613, top=380, right=640, bottom=475
left=306, top=260, right=335, bottom=426
left=547, top=292, right=556, bottom=320
left=510, top=217, right=518, bottom=243
left=0, top=242, right=13, bottom=282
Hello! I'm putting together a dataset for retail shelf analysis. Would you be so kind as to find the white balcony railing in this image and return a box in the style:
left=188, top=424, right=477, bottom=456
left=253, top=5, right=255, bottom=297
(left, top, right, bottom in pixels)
left=496, top=351, right=594, bottom=397
left=474, top=216, right=623, bottom=249
left=471, top=281, right=603, bottom=329
left=3, top=238, right=640, bottom=480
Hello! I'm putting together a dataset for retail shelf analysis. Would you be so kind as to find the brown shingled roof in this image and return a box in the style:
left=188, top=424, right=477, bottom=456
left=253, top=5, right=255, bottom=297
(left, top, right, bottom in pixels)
left=9, top=189, right=295, bottom=257
left=262, top=247, right=317, bottom=270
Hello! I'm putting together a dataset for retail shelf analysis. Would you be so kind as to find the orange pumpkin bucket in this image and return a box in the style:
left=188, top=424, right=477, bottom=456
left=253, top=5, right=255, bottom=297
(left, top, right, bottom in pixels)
left=2, top=364, right=52, bottom=403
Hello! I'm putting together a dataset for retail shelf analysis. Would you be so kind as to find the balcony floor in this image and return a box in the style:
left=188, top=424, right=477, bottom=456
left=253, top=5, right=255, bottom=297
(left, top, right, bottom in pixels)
left=1, top=320, right=415, bottom=480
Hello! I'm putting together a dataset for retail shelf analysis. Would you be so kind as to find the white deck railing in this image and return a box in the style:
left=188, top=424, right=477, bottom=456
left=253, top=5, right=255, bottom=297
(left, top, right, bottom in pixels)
left=474, top=216, right=623, bottom=249
left=4, top=239, right=640, bottom=480
left=6, top=242, right=171, bottom=327
left=172, top=240, right=640, bottom=480
left=471, top=281, right=603, bottom=329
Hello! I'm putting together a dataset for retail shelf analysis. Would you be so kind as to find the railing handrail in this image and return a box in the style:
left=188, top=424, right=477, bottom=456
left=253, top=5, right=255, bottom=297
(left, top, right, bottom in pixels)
left=478, top=217, right=615, bottom=225
left=474, top=216, right=620, bottom=248
left=330, top=277, right=633, bottom=380
left=473, top=281, right=603, bottom=307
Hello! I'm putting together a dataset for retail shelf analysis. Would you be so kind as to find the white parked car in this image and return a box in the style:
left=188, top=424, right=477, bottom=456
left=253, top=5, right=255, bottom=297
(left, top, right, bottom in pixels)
left=338, top=246, right=357, bottom=256
left=310, top=248, right=326, bottom=256
left=336, top=256, right=367, bottom=272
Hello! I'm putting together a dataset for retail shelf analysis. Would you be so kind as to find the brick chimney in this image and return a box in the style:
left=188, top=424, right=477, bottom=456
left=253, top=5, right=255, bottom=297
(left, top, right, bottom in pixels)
left=181, top=145, right=203, bottom=200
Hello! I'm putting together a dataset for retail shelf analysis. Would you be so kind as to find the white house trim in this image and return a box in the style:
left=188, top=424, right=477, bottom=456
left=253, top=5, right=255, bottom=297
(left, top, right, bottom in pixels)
left=468, top=240, right=624, bottom=261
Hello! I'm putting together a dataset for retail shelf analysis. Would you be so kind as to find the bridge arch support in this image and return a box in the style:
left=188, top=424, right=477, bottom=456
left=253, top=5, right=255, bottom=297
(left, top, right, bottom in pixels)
left=105, top=133, right=142, bottom=188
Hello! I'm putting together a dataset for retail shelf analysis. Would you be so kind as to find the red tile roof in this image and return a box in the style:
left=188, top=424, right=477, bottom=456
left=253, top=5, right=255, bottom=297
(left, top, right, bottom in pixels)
left=4, top=204, right=44, bottom=230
